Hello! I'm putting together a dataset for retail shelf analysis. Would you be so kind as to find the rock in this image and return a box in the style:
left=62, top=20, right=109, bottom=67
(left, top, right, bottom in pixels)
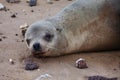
left=16, top=39, right=24, bottom=42
left=6, top=0, right=20, bottom=3
left=21, top=40, right=24, bottom=42
left=75, top=58, right=88, bottom=69
left=47, top=0, right=53, bottom=4
left=11, top=14, right=16, bottom=18
left=35, top=74, right=52, bottom=80
left=31, top=10, right=34, bottom=12
left=4, top=8, right=10, bottom=12
left=0, top=3, right=5, bottom=10
left=15, top=34, right=18, bottom=36
left=88, top=76, right=117, bottom=80
left=19, top=23, right=29, bottom=36
left=22, top=9, right=26, bottom=13
left=2, top=36, right=7, bottom=39
left=29, top=0, right=37, bottom=7
left=19, top=23, right=29, bottom=30
left=37, top=69, right=40, bottom=71
left=9, top=58, right=15, bottom=64
left=0, top=38, right=2, bottom=41
left=25, top=61, right=39, bottom=70
left=26, top=0, right=30, bottom=3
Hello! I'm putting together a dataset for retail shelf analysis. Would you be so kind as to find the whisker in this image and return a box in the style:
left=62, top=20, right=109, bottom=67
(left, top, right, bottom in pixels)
left=46, top=45, right=62, bottom=56
left=46, top=45, right=59, bottom=51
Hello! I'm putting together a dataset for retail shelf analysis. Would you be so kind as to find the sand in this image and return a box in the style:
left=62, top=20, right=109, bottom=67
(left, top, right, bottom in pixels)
left=0, top=0, right=120, bottom=80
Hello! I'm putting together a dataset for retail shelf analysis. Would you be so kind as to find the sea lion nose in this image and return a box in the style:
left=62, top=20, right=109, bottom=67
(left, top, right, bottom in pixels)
left=33, top=43, right=41, bottom=51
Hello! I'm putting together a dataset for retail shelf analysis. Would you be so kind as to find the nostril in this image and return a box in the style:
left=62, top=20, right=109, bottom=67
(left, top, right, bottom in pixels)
left=33, top=43, right=41, bottom=51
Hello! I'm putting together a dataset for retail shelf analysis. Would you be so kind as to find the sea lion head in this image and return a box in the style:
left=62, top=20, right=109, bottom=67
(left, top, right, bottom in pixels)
left=25, top=21, right=61, bottom=57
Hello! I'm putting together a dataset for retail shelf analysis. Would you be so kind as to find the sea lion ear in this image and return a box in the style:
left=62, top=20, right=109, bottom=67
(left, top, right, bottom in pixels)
left=56, top=28, right=62, bottom=33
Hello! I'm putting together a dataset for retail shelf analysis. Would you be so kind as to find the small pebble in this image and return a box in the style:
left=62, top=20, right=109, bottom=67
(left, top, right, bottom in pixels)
left=11, top=14, right=16, bottom=18
left=0, top=3, right=5, bottom=10
left=7, top=8, right=10, bottom=11
left=22, top=9, right=26, bottom=13
left=4, top=8, right=10, bottom=12
left=31, top=10, right=34, bottom=12
left=15, top=34, right=18, bottom=36
left=2, top=36, right=7, bottom=39
left=26, top=0, right=30, bottom=3
left=47, top=0, right=53, bottom=4
left=22, top=30, right=26, bottom=36
left=6, top=0, right=20, bottom=3
left=19, top=23, right=29, bottom=36
left=2, top=75, right=5, bottom=76
left=0, top=38, right=2, bottom=41
left=9, top=58, right=14, bottom=64
left=37, top=69, right=40, bottom=71
left=76, top=58, right=88, bottom=69
left=16, top=39, right=24, bottom=42
left=21, top=40, right=24, bottom=42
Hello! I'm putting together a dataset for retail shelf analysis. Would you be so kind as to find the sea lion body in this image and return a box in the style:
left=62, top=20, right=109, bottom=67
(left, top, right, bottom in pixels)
left=25, top=0, right=120, bottom=57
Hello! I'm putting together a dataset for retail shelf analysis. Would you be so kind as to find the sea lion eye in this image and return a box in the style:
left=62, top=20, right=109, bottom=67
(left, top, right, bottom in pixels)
left=26, top=39, right=31, bottom=45
left=44, top=33, right=54, bottom=42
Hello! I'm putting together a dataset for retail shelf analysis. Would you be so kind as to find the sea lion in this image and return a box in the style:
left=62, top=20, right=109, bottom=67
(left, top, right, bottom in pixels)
left=25, top=0, right=120, bottom=57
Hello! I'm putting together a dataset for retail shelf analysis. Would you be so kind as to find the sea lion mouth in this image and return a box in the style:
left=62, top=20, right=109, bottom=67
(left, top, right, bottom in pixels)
left=31, top=49, right=51, bottom=57
left=32, top=51, right=46, bottom=55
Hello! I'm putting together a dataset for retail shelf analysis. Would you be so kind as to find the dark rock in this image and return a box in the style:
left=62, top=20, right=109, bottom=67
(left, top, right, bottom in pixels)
left=6, top=0, right=20, bottom=3
left=15, top=34, right=18, bottom=36
left=4, top=8, right=10, bottom=12
left=21, top=29, right=26, bottom=36
left=25, top=61, right=39, bottom=70
left=88, top=76, right=117, bottom=80
left=19, top=23, right=29, bottom=37
left=2, top=36, right=7, bottom=39
left=29, top=0, right=37, bottom=7
left=11, top=14, right=16, bottom=18
left=0, top=38, right=2, bottom=41
left=31, top=10, right=34, bottom=12
left=113, top=68, right=117, bottom=71
left=21, top=40, right=24, bottom=42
